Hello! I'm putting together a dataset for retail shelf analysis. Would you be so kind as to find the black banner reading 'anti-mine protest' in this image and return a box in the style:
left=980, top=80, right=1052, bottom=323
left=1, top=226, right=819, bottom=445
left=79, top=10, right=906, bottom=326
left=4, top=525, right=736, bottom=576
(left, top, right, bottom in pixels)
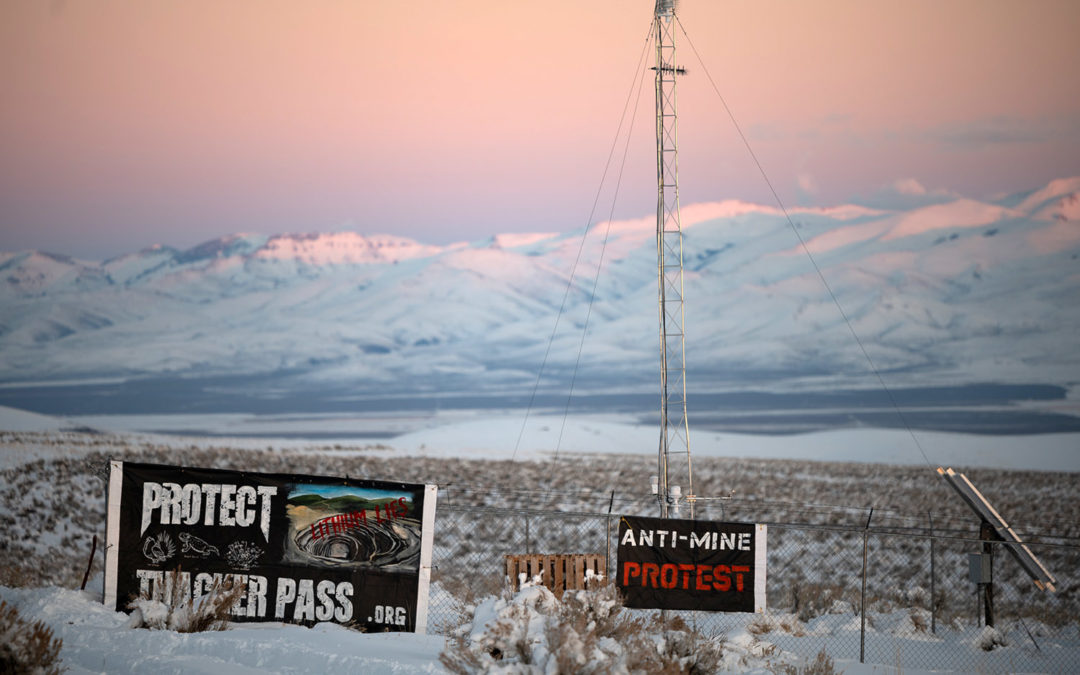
left=104, top=461, right=437, bottom=633
left=617, top=515, right=766, bottom=613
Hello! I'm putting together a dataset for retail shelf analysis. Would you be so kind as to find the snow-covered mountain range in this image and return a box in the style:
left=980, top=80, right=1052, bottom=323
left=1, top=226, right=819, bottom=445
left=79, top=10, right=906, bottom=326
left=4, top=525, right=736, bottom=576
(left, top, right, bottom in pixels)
left=2, top=178, right=1079, bottom=413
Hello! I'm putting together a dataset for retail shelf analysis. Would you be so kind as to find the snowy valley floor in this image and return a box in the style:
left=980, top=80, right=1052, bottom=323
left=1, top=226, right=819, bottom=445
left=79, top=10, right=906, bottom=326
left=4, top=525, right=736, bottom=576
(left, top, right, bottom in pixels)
left=13, top=405, right=1080, bottom=470
left=1, top=405, right=1079, bottom=673
left=7, top=578, right=1077, bottom=675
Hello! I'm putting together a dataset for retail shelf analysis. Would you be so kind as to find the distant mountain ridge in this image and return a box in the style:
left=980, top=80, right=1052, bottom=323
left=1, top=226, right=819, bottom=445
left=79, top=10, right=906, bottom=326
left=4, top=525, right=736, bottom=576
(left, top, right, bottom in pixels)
left=1, top=177, right=1078, bottom=405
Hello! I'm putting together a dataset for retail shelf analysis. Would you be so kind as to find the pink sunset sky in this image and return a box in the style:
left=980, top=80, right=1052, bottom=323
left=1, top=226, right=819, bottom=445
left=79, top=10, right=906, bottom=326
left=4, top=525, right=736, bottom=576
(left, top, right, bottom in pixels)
left=2, top=0, right=1079, bottom=260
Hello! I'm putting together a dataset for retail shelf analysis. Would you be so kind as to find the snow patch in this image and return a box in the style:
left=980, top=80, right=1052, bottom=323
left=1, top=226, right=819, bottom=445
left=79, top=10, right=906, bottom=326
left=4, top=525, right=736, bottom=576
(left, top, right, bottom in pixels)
left=0, top=405, right=69, bottom=432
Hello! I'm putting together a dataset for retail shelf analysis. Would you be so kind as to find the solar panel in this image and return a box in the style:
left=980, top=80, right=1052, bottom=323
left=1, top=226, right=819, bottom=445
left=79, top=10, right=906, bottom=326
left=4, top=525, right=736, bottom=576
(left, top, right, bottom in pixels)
left=937, top=467, right=1056, bottom=592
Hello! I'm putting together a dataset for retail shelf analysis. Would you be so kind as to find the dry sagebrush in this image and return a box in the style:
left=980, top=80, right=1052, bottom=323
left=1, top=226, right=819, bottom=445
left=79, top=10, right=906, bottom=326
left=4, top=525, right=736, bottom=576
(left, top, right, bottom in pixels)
left=0, top=599, right=63, bottom=675
left=440, top=580, right=726, bottom=674
left=2, top=430, right=1078, bottom=630
left=126, top=568, right=246, bottom=633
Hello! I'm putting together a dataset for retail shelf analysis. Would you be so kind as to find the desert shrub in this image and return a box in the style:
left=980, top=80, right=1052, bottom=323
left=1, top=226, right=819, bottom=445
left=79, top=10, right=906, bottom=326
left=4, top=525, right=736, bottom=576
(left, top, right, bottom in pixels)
left=907, top=607, right=930, bottom=633
left=433, top=568, right=504, bottom=608
left=0, top=565, right=38, bottom=589
left=629, top=611, right=726, bottom=674
left=4, top=432, right=1080, bottom=642
left=0, top=599, right=63, bottom=675
left=432, top=588, right=482, bottom=639
left=127, top=568, right=245, bottom=633
left=786, top=580, right=859, bottom=623
left=769, top=649, right=841, bottom=675
left=747, top=613, right=807, bottom=637
left=440, top=579, right=725, bottom=674
left=974, top=625, right=1008, bottom=651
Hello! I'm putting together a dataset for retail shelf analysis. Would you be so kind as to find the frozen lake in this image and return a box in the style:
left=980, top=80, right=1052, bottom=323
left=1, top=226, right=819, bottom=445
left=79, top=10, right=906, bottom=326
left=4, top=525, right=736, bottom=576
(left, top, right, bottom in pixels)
left=2, top=377, right=1079, bottom=435
left=3, top=403, right=1078, bottom=473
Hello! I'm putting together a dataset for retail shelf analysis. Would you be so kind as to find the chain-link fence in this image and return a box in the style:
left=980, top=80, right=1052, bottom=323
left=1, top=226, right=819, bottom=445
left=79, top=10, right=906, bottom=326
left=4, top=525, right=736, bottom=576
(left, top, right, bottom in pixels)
left=427, top=487, right=1080, bottom=674
left=8, top=445, right=1071, bottom=672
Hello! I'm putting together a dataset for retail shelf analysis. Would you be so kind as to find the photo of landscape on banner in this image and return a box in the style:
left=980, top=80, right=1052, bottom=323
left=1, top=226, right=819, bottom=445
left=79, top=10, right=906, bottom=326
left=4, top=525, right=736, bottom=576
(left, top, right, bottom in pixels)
left=617, top=515, right=767, bottom=613
left=104, top=461, right=437, bottom=632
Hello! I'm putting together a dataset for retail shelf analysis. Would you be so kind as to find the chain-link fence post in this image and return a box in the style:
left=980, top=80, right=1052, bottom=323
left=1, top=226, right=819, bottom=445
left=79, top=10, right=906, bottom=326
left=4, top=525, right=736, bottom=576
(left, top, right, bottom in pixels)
left=605, top=491, right=615, bottom=580
left=928, top=511, right=936, bottom=635
left=860, top=507, right=873, bottom=664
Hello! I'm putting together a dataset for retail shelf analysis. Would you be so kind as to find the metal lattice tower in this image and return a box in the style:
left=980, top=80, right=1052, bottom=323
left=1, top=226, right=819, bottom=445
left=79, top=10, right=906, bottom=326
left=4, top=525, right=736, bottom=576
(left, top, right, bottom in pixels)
left=654, top=0, right=693, bottom=519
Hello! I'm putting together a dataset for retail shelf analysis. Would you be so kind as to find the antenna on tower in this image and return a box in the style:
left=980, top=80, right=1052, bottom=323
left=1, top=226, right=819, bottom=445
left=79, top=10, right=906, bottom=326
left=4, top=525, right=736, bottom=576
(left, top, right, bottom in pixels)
left=656, top=0, right=679, bottom=16
left=653, top=0, right=693, bottom=519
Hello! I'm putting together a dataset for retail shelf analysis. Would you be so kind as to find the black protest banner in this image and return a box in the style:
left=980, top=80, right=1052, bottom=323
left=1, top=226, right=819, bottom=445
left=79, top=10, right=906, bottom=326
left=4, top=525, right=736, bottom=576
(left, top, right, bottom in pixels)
left=104, top=461, right=437, bottom=633
left=617, top=515, right=766, bottom=613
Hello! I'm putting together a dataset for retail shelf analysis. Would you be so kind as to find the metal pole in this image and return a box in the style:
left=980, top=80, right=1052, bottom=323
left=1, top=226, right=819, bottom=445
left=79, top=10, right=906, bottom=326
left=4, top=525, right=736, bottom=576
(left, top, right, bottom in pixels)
left=81, top=534, right=98, bottom=591
left=606, top=490, right=615, bottom=579
left=928, top=511, right=937, bottom=634
left=980, top=520, right=995, bottom=627
left=860, top=507, right=873, bottom=664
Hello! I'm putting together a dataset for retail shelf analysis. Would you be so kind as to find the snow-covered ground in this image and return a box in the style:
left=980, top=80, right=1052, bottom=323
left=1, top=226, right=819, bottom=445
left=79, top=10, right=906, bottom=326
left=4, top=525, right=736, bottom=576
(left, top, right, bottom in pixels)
left=1, top=583, right=448, bottom=675
left=3, top=573, right=1075, bottom=675
left=2, top=405, right=1078, bottom=673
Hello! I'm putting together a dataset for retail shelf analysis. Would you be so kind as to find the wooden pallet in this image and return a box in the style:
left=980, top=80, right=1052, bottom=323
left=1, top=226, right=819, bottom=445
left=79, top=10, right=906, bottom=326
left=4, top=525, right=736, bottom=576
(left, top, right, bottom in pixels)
left=504, top=553, right=605, bottom=598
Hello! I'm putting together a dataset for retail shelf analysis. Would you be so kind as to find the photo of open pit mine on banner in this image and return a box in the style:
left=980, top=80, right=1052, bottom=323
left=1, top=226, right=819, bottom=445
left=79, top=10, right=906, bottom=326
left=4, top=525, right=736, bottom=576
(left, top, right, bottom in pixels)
left=104, top=461, right=438, bottom=632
